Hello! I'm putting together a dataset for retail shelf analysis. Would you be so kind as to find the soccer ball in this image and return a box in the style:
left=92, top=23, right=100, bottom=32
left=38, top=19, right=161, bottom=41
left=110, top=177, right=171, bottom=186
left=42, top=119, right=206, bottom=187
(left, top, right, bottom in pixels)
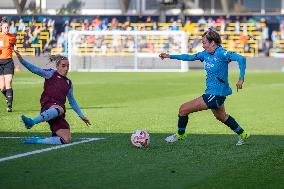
left=130, top=130, right=150, bottom=148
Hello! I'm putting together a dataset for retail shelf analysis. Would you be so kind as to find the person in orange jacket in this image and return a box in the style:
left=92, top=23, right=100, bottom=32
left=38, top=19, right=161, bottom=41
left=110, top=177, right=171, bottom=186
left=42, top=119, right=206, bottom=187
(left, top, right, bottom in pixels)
left=0, top=17, right=16, bottom=112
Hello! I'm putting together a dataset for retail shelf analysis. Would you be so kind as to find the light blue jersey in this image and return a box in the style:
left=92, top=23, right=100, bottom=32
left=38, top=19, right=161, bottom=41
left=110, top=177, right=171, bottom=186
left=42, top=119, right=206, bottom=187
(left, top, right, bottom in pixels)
left=169, top=46, right=246, bottom=96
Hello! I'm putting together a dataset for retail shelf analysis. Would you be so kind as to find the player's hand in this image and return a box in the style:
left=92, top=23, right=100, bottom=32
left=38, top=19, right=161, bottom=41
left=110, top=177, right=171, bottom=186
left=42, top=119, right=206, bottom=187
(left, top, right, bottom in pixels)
left=13, top=49, right=23, bottom=61
left=236, top=79, right=244, bottom=92
left=81, top=116, right=91, bottom=126
left=159, top=53, right=169, bottom=60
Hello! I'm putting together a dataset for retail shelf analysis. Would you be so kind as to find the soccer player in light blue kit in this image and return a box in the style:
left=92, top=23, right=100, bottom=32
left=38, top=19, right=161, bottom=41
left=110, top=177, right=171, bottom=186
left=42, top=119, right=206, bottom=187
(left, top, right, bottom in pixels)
left=159, top=28, right=249, bottom=145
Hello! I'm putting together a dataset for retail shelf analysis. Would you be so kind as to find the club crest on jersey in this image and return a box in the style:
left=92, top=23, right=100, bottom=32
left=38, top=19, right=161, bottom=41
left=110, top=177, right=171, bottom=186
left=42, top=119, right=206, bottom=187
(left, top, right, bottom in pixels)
left=205, top=62, right=214, bottom=69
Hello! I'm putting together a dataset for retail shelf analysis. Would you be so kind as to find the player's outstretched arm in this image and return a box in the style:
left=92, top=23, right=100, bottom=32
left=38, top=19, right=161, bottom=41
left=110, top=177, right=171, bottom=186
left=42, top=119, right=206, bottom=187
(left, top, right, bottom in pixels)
left=159, top=52, right=204, bottom=61
left=67, top=84, right=91, bottom=126
left=13, top=50, right=53, bottom=79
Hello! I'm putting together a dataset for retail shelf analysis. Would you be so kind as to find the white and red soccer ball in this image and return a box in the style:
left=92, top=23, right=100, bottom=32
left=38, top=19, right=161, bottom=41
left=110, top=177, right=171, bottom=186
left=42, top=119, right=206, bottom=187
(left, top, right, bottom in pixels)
left=131, top=130, right=150, bottom=148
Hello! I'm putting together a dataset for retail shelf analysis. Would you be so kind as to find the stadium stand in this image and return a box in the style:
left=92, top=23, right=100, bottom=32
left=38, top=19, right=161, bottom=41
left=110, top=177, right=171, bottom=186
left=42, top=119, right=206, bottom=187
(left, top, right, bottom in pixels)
left=2, top=15, right=283, bottom=57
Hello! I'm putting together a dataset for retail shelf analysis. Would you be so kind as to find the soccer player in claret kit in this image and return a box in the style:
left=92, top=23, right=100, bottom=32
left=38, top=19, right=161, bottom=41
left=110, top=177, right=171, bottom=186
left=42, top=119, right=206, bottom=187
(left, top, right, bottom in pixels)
left=0, top=17, right=16, bottom=112
left=159, top=28, right=249, bottom=145
left=14, top=50, right=91, bottom=144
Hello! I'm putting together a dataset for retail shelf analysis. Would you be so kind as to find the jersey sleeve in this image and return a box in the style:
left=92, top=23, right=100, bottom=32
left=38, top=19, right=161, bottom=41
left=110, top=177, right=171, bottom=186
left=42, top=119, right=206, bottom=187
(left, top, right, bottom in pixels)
left=223, top=51, right=246, bottom=80
left=169, top=51, right=205, bottom=62
left=20, top=59, right=54, bottom=79
left=67, top=83, right=84, bottom=118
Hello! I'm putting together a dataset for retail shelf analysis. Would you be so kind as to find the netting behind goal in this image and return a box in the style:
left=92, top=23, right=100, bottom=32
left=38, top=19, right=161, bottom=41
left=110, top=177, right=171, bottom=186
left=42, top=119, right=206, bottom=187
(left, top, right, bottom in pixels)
left=67, top=30, right=188, bottom=72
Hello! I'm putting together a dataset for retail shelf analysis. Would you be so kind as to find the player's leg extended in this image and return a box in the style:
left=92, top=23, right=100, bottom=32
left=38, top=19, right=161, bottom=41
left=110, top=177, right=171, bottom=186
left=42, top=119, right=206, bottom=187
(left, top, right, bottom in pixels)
left=21, top=105, right=64, bottom=129
left=166, top=96, right=208, bottom=143
left=23, top=129, right=71, bottom=145
left=211, top=104, right=249, bottom=145
left=4, top=74, right=13, bottom=112
left=23, top=114, right=71, bottom=145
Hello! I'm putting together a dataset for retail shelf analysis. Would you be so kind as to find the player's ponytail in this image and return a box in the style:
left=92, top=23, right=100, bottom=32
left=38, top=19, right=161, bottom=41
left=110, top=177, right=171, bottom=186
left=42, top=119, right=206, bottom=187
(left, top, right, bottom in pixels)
left=49, top=54, right=68, bottom=65
left=202, top=27, right=222, bottom=46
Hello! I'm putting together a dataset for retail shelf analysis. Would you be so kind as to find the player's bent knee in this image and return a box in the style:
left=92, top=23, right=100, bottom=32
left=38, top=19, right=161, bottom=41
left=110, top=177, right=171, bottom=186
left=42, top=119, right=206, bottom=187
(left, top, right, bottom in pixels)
left=61, top=136, right=71, bottom=144
left=179, top=106, right=189, bottom=116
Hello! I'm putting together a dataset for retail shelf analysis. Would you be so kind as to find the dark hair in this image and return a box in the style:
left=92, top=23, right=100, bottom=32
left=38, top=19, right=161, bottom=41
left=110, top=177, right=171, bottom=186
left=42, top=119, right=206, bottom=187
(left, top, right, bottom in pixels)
left=49, top=54, right=68, bottom=65
left=202, top=27, right=222, bottom=45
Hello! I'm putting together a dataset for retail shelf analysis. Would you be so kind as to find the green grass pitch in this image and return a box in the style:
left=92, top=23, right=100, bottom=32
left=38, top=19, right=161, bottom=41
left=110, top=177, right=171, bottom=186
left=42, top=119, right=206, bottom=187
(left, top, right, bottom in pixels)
left=0, top=71, right=283, bottom=189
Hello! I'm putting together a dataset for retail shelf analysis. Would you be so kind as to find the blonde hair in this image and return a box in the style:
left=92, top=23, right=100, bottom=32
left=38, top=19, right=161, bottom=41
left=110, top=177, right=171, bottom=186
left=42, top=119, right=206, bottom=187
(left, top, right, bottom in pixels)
left=49, top=54, right=68, bottom=65
left=0, top=17, right=9, bottom=32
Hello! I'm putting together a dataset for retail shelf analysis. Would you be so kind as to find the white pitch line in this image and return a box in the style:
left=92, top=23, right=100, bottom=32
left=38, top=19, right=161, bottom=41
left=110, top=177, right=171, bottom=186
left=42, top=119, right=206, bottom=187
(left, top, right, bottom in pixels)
left=0, top=138, right=105, bottom=163
left=0, top=136, right=101, bottom=139
left=0, top=136, right=29, bottom=139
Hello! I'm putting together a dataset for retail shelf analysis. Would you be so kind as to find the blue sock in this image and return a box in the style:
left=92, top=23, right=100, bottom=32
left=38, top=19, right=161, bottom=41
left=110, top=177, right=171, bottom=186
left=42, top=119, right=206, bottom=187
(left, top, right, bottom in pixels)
left=39, top=137, right=63, bottom=144
left=178, top=115, right=188, bottom=135
left=33, top=108, right=60, bottom=124
left=224, top=115, right=244, bottom=135
left=24, top=136, right=63, bottom=144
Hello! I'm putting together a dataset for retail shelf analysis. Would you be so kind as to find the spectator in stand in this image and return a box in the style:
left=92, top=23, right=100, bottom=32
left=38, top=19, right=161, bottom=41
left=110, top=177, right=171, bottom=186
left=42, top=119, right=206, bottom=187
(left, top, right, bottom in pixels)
left=235, top=16, right=241, bottom=33
left=92, top=16, right=102, bottom=31
left=28, top=20, right=35, bottom=32
left=183, top=18, right=194, bottom=33
left=146, top=16, right=153, bottom=23
left=271, top=30, right=278, bottom=42
left=171, top=21, right=179, bottom=31
left=47, top=19, right=55, bottom=40
left=123, top=17, right=132, bottom=31
left=57, top=32, right=65, bottom=49
left=260, top=18, right=270, bottom=56
left=197, top=16, right=206, bottom=31
left=64, top=20, right=70, bottom=32
left=70, top=19, right=77, bottom=31
left=83, top=19, right=89, bottom=31
left=18, top=19, right=25, bottom=32
left=152, top=21, right=158, bottom=31
left=101, top=18, right=109, bottom=31
left=197, top=16, right=206, bottom=25
left=9, top=21, right=17, bottom=34
left=216, top=16, right=225, bottom=33
left=207, top=17, right=216, bottom=29
left=110, top=17, right=119, bottom=30
left=241, top=17, right=248, bottom=34
left=30, top=26, right=41, bottom=56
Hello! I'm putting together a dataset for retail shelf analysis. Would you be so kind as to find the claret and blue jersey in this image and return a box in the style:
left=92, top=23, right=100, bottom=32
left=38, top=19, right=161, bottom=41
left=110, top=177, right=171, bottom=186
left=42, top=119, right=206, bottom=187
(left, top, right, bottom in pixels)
left=169, top=46, right=246, bottom=96
left=19, top=59, right=85, bottom=118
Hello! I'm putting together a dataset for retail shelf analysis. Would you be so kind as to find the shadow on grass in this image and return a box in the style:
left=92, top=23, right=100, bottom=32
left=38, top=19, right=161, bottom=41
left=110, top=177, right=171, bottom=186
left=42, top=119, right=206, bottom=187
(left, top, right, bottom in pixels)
left=12, top=106, right=127, bottom=113
left=0, top=131, right=283, bottom=150
left=0, top=132, right=283, bottom=189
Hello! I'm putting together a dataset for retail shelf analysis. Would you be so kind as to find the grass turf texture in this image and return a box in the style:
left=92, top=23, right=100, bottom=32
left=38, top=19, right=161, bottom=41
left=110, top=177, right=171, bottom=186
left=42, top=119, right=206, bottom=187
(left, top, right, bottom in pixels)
left=0, top=71, right=283, bottom=189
